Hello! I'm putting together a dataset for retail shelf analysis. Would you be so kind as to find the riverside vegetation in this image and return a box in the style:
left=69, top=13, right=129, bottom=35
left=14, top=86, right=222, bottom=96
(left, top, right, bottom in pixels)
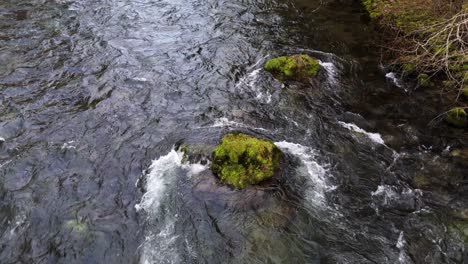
left=362, top=0, right=468, bottom=128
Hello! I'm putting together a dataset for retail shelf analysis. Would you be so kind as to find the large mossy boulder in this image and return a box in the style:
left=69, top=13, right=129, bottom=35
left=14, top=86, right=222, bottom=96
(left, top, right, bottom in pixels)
left=445, top=107, right=467, bottom=128
left=264, top=54, right=321, bottom=82
left=211, top=133, right=282, bottom=189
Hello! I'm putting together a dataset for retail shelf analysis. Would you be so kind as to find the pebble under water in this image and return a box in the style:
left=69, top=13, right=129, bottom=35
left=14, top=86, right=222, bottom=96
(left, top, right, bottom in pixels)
left=0, top=0, right=467, bottom=263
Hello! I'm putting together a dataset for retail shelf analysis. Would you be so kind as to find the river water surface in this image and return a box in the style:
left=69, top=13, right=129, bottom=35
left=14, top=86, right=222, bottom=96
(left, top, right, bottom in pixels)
left=0, top=0, right=467, bottom=263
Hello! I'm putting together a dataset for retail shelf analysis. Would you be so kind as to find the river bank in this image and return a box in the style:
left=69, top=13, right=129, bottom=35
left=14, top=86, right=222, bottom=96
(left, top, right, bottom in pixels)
left=360, top=0, right=468, bottom=128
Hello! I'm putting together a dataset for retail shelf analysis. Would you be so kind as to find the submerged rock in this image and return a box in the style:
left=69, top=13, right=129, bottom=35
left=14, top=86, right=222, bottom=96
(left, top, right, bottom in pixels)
left=210, top=133, right=282, bottom=189
left=445, top=107, right=467, bottom=128
left=264, top=54, right=321, bottom=82
left=64, top=219, right=88, bottom=233
left=179, top=143, right=213, bottom=165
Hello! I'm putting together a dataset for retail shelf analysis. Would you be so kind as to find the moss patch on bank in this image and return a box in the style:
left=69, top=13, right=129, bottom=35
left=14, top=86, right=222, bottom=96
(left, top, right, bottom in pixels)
left=211, top=133, right=282, bottom=189
left=446, top=107, right=467, bottom=128
left=362, top=0, right=468, bottom=126
left=264, top=54, right=321, bottom=82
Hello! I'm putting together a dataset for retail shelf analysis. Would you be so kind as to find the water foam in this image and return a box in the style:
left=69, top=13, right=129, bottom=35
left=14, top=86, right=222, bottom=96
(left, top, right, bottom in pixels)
left=385, top=72, right=404, bottom=89
left=61, top=140, right=76, bottom=150
left=371, top=184, right=422, bottom=214
left=209, top=117, right=268, bottom=131
left=274, top=141, right=331, bottom=204
left=338, top=121, right=385, bottom=145
left=0, top=160, right=12, bottom=169
left=135, top=149, right=183, bottom=213
left=319, top=61, right=338, bottom=85
left=237, top=68, right=272, bottom=103
left=396, top=231, right=410, bottom=263
left=136, top=149, right=208, bottom=264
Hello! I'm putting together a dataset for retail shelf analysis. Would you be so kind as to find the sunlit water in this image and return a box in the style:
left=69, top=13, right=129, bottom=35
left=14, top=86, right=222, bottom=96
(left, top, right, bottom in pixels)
left=0, top=0, right=466, bottom=263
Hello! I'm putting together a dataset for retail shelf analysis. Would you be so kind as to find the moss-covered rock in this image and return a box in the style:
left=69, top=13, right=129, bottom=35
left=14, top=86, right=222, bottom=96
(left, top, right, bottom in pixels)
left=211, top=133, right=282, bottom=189
left=264, top=54, right=321, bottom=82
left=445, top=107, right=467, bottom=128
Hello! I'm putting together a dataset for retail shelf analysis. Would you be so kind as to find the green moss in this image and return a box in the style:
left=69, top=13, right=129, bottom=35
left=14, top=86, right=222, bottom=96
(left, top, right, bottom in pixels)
left=446, top=107, right=467, bottom=128
left=442, top=80, right=456, bottom=89
left=417, top=73, right=433, bottom=87
left=394, top=10, right=436, bottom=32
left=362, top=0, right=381, bottom=18
left=463, top=63, right=468, bottom=71
left=450, top=221, right=468, bottom=243
left=462, top=86, right=468, bottom=98
left=264, top=54, right=321, bottom=82
left=64, top=219, right=88, bottom=233
left=210, top=133, right=282, bottom=189
left=413, top=173, right=431, bottom=189
left=402, top=63, right=416, bottom=74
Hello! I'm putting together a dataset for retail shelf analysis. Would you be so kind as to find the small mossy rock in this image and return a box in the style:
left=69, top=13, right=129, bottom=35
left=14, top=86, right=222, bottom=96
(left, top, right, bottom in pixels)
left=445, top=107, right=467, bottom=128
left=211, top=133, right=282, bottom=189
left=264, top=54, right=321, bottom=82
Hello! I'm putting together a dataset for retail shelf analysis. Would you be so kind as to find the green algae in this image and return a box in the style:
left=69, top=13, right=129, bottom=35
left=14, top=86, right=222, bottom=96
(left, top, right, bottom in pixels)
left=450, top=221, right=468, bottom=243
left=64, top=219, right=88, bottom=233
left=210, top=133, right=282, bottom=189
left=446, top=107, right=467, bottom=128
left=264, top=54, right=321, bottom=82
left=179, top=143, right=212, bottom=164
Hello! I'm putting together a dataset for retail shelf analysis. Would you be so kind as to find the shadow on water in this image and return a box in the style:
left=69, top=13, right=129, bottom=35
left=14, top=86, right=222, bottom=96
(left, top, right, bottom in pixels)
left=0, top=0, right=466, bottom=263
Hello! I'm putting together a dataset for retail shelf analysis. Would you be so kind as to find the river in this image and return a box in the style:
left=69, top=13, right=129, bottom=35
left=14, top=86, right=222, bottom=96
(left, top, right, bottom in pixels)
left=0, top=0, right=466, bottom=263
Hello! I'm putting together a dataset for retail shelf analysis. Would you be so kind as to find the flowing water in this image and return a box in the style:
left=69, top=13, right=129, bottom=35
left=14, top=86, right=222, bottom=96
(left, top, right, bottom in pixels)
left=0, top=0, right=466, bottom=263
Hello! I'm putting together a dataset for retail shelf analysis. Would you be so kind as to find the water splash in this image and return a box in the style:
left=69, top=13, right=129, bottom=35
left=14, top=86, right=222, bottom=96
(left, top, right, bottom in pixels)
left=209, top=117, right=268, bottom=131
left=136, top=149, right=209, bottom=264
left=385, top=72, right=408, bottom=92
left=135, top=149, right=183, bottom=213
left=274, top=141, right=331, bottom=204
left=61, top=140, right=76, bottom=150
left=338, top=121, right=385, bottom=145
left=371, top=185, right=423, bottom=214
left=396, top=231, right=410, bottom=263
left=237, top=68, right=272, bottom=103
left=319, top=61, right=338, bottom=85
